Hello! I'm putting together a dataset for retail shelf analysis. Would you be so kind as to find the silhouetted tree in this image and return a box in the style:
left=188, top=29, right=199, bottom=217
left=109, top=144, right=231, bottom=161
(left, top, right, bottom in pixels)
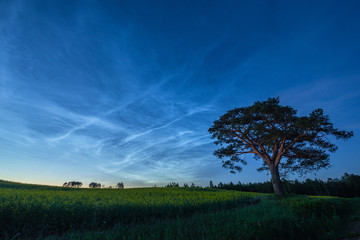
left=209, top=180, right=214, bottom=188
left=116, top=182, right=124, bottom=189
left=166, top=182, right=179, bottom=187
left=209, top=97, right=353, bottom=196
left=89, top=182, right=101, bottom=188
left=63, top=181, right=82, bottom=188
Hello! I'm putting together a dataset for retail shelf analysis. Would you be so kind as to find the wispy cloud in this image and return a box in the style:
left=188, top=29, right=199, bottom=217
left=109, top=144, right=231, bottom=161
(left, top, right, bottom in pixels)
left=1, top=0, right=359, bottom=187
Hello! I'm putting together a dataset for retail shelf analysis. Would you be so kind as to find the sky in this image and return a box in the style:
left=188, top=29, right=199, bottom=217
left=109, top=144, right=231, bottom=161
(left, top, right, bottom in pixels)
left=0, top=0, right=359, bottom=188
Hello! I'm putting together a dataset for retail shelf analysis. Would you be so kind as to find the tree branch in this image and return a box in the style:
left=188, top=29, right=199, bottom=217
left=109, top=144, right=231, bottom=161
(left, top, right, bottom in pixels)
left=234, top=151, right=256, bottom=155
left=228, top=131, right=270, bottom=164
left=280, top=128, right=311, bottom=156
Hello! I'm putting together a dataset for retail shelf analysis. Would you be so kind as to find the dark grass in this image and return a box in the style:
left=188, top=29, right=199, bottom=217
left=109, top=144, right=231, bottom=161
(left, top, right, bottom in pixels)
left=45, top=197, right=360, bottom=240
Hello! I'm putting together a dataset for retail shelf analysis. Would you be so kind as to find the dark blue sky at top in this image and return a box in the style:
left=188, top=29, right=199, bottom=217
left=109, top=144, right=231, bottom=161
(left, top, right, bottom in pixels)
left=0, top=0, right=359, bottom=187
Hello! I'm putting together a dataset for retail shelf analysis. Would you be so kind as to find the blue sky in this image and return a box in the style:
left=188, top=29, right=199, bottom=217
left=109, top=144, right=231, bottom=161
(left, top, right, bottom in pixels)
left=1, top=0, right=359, bottom=187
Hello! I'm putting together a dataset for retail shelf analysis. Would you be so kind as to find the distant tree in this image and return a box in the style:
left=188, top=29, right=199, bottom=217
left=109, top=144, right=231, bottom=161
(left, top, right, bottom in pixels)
left=116, top=182, right=124, bottom=189
left=183, top=183, right=189, bottom=188
left=209, top=97, right=353, bottom=196
left=63, top=181, right=82, bottom=188
left=75, top=181, right=82, bottom=187
left=166, top=182, right=179, bottom=187
left=89, top=182, right=101, bottom=188
left=191, top=183, right=195, bottom=188
left=209, top=180, right=214, bottom=188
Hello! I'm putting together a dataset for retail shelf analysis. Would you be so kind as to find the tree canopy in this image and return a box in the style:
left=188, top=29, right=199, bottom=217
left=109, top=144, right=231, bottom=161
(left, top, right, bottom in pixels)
left=208, top=97, right=353, bottom=195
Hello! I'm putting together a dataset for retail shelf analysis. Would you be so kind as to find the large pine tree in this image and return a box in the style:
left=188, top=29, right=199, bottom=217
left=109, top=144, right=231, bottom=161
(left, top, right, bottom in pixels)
left=208, top=97, right=353, bottom=196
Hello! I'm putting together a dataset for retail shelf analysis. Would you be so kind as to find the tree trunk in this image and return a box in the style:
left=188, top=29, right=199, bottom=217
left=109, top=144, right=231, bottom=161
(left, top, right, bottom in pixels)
left=269, top=163, right=285, bottom=196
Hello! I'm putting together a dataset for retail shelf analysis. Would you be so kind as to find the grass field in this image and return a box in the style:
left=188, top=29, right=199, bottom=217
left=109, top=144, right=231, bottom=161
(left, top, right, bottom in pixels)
left=1, top=180, right=359, bottom=239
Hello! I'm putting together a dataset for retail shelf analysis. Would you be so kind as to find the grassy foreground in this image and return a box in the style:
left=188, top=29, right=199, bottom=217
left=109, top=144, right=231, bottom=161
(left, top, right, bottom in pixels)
left=0, top=180, right=359, bottom=239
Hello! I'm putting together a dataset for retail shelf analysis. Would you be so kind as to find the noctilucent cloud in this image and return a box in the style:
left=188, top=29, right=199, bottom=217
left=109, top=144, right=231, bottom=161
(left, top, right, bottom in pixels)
left=1, top=1, right=359, bottom=187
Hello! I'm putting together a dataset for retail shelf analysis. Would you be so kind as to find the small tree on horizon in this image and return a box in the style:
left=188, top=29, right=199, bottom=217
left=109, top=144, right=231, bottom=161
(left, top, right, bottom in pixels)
left=89, top=182, right=101, bottom=188
left=63, top=181, right=83, bottom=188
left=116, top=182, right=124, bottom=189
left=209, top=97, right=353, bottom=196
left=166, top=182, right=179, bottom=187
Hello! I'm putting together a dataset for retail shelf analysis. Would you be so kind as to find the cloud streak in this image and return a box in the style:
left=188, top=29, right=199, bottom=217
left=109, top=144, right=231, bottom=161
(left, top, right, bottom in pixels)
left=0, top=0, right=359, bottom=187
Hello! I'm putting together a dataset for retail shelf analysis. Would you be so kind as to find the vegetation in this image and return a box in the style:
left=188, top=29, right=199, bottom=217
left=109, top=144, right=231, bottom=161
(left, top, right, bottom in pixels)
left=116, top=182, right=124, bottom=189
left=55, top=197, right=360, bottom=240
left=88, top=182, right=101, bottom=188
left=62, top=181, right=83, bottom=188
left=0, top=180, right=259, bottom=239
left=216, top=173, right=360, bottom=198
left=209, top=97, right=353, bottom=195
left=0, top=180, right=359, bottom=239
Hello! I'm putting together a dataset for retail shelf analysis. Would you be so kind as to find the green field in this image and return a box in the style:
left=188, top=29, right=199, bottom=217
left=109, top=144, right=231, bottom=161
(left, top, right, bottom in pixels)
left=1, top=180, right=359, bottom=239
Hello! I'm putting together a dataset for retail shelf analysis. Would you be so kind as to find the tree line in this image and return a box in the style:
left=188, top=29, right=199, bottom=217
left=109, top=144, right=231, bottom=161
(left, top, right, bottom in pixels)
left=165, top=182, right=200, bottom=188
left=62, top=181, right=124, bottom=189
left=213, top=173, right=360, bottom=198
